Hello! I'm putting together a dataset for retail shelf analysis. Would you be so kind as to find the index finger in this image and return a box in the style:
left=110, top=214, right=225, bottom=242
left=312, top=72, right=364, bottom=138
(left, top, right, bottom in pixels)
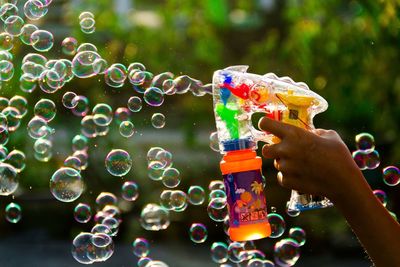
left=258, top=117, right=290, bottom=138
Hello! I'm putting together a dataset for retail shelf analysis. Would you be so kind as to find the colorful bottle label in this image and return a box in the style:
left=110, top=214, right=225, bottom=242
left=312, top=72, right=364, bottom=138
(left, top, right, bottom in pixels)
left=223, top=169, right=268, bottom=228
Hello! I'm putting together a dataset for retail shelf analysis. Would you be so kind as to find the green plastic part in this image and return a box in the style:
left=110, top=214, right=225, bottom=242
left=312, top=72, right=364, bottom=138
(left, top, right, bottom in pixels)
left=216, top=103, right=239, bottom=139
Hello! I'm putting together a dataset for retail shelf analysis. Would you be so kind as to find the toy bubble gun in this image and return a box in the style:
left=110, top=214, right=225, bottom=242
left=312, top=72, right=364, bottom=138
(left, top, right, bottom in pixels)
left=212, top=66, right=332, bottom=241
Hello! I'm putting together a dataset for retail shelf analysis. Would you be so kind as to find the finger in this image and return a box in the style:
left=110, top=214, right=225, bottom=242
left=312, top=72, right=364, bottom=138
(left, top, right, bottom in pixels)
left=276, top=172, right=299, bottom=189
left=258, top=117, right=290, bottom=138
left=262, top=144, right=282, bottom=159
left=274, top=159, right=280, bottom=170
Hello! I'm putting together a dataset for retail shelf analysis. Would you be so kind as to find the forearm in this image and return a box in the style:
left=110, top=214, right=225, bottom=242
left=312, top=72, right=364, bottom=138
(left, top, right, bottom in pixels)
left=332, top=171, right=400, bottom=267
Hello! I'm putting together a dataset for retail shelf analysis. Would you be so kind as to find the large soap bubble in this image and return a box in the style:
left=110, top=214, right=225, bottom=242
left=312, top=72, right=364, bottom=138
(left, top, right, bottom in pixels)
left=49, top=167, right=84, bottom=202
left=0, top=162, right=18, bottom=196
left=105, top=149, right=132, bottom=177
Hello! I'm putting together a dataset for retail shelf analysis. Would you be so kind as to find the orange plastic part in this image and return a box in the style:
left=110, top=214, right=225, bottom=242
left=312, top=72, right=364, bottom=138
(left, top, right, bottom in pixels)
left=220, top=150, right=271, bottom=241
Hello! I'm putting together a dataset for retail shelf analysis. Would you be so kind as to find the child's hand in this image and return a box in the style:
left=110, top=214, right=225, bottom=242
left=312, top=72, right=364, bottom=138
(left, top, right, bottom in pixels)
left=258, top=117, right=362, bottom=203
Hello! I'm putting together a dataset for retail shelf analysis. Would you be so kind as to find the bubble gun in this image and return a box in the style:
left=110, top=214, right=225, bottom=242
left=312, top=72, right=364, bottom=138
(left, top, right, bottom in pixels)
left=212, top=66, right=332, bottom=241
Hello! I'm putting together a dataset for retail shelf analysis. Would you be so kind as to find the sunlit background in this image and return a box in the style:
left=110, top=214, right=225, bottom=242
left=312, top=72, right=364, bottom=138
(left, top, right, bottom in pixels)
left=0, top=0, right=399, bottom=266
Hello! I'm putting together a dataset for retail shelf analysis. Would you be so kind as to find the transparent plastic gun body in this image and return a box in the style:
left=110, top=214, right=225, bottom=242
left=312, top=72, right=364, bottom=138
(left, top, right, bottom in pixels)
left=212, top=66, right=332, bottom=217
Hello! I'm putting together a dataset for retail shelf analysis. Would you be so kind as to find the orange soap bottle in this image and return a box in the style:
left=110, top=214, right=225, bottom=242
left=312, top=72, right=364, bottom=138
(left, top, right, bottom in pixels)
left=220, top=149, right=271, bottom=241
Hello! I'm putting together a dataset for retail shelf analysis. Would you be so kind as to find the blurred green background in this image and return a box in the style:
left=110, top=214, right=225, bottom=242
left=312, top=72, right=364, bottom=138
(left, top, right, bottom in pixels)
left=1, top=0, right=399, bottom=266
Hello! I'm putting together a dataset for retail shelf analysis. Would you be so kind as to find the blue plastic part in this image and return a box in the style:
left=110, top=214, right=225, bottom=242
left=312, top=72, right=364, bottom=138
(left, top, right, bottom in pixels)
left=222, top=138, right=255, bottom=152
left=220, top=88, right=231, bottom=105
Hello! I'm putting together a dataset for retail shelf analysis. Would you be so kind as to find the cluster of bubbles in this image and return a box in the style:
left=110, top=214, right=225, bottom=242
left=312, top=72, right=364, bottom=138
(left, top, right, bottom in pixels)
left=207, top=180, right=229, bottom=223
left=131, top=237, right=168, bottom=266
left=146, top=147, right=177, bottom=187
left=79, top=12, right=96, bottom=34
left=352, top=133, right=380, bottom=170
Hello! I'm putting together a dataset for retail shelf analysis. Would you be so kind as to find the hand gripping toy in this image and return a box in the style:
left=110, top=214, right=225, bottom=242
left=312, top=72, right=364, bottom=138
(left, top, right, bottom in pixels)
left=212, top=66, right=332, bottom=241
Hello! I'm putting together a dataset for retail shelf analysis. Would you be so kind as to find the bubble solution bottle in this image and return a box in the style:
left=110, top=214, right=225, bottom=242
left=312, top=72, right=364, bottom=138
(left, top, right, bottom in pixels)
left=220, top=139, right=271, bottom=241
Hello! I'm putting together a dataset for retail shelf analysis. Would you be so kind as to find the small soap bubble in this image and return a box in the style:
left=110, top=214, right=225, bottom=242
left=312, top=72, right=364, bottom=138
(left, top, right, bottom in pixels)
left=105, top=149, right=132, bottom=177
left=80, top=17, right=95, bottom=34
left=71, top=95, right=89, bottom=116
left=274, top=238, right=300, bottom=267
left=154, top=150, right=173, bottom=169
left=96, top=192, right=117, bottom=211
left=34, top=138, right=52, bottom=155
left=161, top=167, right=180, bottom=188
left=267, top=213, right=286, bottom=238
left=132, top=238, right=150, bottom=257
left=5, top=149, right=26, bottom=173
left=286, top=204, right=300, bottom=218
left=209, top=189, right=226, bottom=200
left=72, top=51, right=101, bottom=78
left=159, top=190, right=173, bottom=210
left=105, top=63, right=127, bottom=88
left=93, top=103, right=113, bottom=126
left=50, top=167, right=84, bottom=202
left=288, top=227, right=306, bottom=246
left=355, top=133, right=375, bottom=152
left=352, top=150, right=367, bottom=170
left=20, top=73, right=37, bottom=92
left=119, top=121, right=135, bottom=138
left=5, top=202, right=21, bottom=223
left=127, top=96, right=142, bottom=112
left=74, top=203, right=92, bottom=223
left=102, top=216, right=120, bottom=236
left=23, top=0, right=48, bottom=20
left=62, top=91, right=77, bottom=109
left=0, top=127, right=8, bottom=146
left=19, top=23, right=38, bottom=45
left=138, top=257, right=152, bottom=267
left=62, top=37, right=78, bottom=56
left=9, top=95, right=28, bottom=118
left=147, top=162, right=164, bottom=181
left=210, top=242, right=228, bottom=264
left=228, top=242, right=245, bottom=263
left=91, top=224, right=112, bottom=235
left=207, top=197, right=228, bottom=222
left=143, top=87, right=164, bottom=106
left=170, top=190, right=187, bottom=210
left=382, top=166, right=400, bottom=186
left=140, top=203, right=170, bottom=231
left=189, top=223, right=208, bottom=243
left=71, top=232, right=95, bottom=264
left=88, top=233, right=114, bottom=262
left=2, top=107, right=21, bottom=131
left=72, top=134, right=88, bottom=152
left=4, top=15, right=24, bottom=36
left=34, top=98, right=56, bottom=122
left=81, top=115, right=97, bottom=138
left=365, top=150, right=380, bottom=170
left=208, top=180, right=225, bottom=191
left=151, top=113, right=166, bottom=129
left=0, top=60, right=14, bottom=81
left=121, top=181, right=139, bottom=201
left=373, top=189, right=388, bottom=206
left=0, top=3, right=18, bottom=22
left=30, top=30, right=53, bottom=52
left=64, top=156, right=82, bottom=170
left=0, top=162, right=18, bottom=195
left=188, top=186, right=205, bottom=205
left=0, top=32, right=13, bottom=50
left=209, top=131, right=220, bottom=152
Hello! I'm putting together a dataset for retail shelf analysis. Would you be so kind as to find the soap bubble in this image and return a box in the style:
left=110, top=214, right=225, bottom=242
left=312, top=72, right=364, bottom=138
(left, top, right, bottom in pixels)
left=61, top=37, right=78, bottom=56
left=138, top=257, right=152, bottom=267
left=159, top=190, right=173, bottom=210
left=132, top=237, right=150, bottom=257
left=121, top=181, right=139, bottom=201
left=38, top=69, right=62, bottom=93
left=105, top=149, right=132, bottom=177
left=207, top=197, right=228, bottom=222
left=382, top=166, right=400, bottom=186
left=161, top=167, right=180, bottom=188
left=74, top=203, right=92, bottom=223
left=189, top=223, right=208, bottom=243
left=27, top=116, right=51, bottom=139
left=355, top=132, right=375, bottom=152
left=20, top=73, right=37, bottom=92
left=105, top=63, right=127, bottom=87
left=77, top=42, right=97, bottom=53
left=19, top=23, right=38, bottom=45
left=274, top=238, right=300, bottom=266
left=64, top=156, right=82, bottom=170
left=0, top=127, right=8, bottom=145
left=228, top=242, right=245, bottom=263
left=71, top=95, right=89, bottom=117
left=5, top=150, right=26, bottom=173
left=0, top=163, right=18, bottom=195
left=268, top=213, right=286, bottom=238
left=373, top=189, right=388, bottom=206
left=9, top=95, right=28, bottom=118
left=147, top=162, right=163, bottom=181
left=73, top=151, right=89, bottom=170
left=2, top=107, right=21, bottom=132
left=101, top=216, right=120, bottom=236
left=30, top=30, right=53, bottom=52
left=78, top=11, right=94, bottom=20
left=127, top=96, right=142, bottom=112
left=0, top=3, right=18, bottom=22
left=62, top=91, right=77, bottom=109
left=71, top=232, right=95, bottom=264
left=170, top=190, right=187, bottom=210
left=151, top=113, right=166, bottom=129
left=210, top=242, right=228, bottom=263
left=143, top=87, right=164, bottom=106
left=140, top=203, right=170, bottom=231
left=188, top=186, right=205, bottom=205
left=286, top=204, right=300, bottom=218
left=91, top=224, right=112, bottom=235
left=0, top=32, right=13, bottom=50
left=81, top=115, right=97, bottom=138
left=114, top=107, right=131, bottom=125
left=96, top=192, right=117, bottom=211
left=50, top=167, right=84, bottom=202
left=5, top=202, right=21, bottom=223
left=0, top=60, right=14, bottom=81
left=365, top=150, right=380, bottom=170
left=93, top=103, right=113, bottom=126
left=209, top=189, right=226, bottom=200
left=72, top=134, right=89, bottom=152
left=209, top=131, right=219, bottom=152
left=209, top=180, right=225, bottom=191
left=24, top=0, right=48, bottom=20
left=288, top=227, right=306, bottom=246
left=34, top=98, right=56, bottom=122
left=352, top=150, right=367, bottom=170
left=153, top=149, right=173, bottom=169
left=119, top=121, right=135, bottom=138
left=4, top=15, right=24, bottom=36
left=80, top=17, right=95, bottom=34
left=72, top=51, right=101, bottom=78
left=88, top=233, right=114, bottom=262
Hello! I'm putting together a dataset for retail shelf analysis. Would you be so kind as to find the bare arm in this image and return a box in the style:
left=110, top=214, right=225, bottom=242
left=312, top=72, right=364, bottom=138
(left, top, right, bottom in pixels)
left=258, top=117, right=400, bottom=267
